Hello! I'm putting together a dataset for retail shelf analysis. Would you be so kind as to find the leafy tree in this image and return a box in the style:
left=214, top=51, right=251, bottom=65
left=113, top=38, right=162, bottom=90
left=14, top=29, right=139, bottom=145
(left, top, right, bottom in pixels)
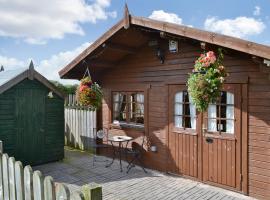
left=50, top=81, right=78, bottom=95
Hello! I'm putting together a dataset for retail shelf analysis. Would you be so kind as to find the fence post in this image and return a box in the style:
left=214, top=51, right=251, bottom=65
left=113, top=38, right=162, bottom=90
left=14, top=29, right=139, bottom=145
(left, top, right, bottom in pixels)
left=24, top=165, right=33, bottom=200
left=8, top=157, right=16, bottom=200
left=15, top=161, right=24, bottom=200
left=44, top=176, right=55, bottom=200
left=0, top=141, right=3, bottom=153
left=0, top=153, right=3, bottom=200
left=70, top=191, right=84, bottom=200
left=56, top=183, right=70, bottom=200
left=81, top=184, right=102, bottom=200
left=33, top=171, right=44, bottom=200
left=2, top=153, right=10, bottom=200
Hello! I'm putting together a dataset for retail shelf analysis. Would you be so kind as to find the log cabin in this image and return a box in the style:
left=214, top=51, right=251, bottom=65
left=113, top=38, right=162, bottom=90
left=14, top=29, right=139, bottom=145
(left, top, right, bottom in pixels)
left=59, top=6, right=270, bottom=199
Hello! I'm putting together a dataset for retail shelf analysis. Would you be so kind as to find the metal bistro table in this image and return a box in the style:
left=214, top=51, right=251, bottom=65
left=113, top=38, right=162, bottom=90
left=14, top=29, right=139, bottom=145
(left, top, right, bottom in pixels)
left=106, top=135, right=133, bottom=172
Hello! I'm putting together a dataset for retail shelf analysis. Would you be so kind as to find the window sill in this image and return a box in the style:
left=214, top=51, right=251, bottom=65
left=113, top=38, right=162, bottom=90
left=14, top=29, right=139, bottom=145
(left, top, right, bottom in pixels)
left=110, top=122, right=144, bottom=131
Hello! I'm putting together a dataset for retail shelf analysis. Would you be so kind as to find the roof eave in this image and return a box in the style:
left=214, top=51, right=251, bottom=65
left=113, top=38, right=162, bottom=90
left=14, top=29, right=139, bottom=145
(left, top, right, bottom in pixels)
left=59, top=14, right=270, bottom=79
left=59, top=18, right=126, bottom=78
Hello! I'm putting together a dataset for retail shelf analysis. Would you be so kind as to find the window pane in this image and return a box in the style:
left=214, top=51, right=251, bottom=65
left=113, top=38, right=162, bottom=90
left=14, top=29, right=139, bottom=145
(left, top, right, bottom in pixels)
left=184, top=116, right=191, bottom=128
left=227, top=92, right=234, bottom=104
left=114, top=112, right=127, bottom=122
left=189, top=94, right=196, bottom=129
left=226, top=105, right=234, bottom=119
left=113, top=93, right=120, bottom=101
left=175, top=92, right=183, bottom=103
left=175, top=116, right=183, bottom=128
left=130, top=92, right=144, bottom=125
left=226, top=119, right=234, bottom=134
left=175, top=103, right=183, bottom=115
left=208, top=104, right=217, bottom=131
left=113, top=93, right=127, bottom=122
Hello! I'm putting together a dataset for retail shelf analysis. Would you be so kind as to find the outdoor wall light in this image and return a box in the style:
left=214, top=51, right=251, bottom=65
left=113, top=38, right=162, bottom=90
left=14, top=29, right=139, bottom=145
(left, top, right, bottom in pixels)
left=150, top=145, right=158, bottom=152
left=156, top=48, right=165, bottom=64
left=48, top=91, right=54, bottom=98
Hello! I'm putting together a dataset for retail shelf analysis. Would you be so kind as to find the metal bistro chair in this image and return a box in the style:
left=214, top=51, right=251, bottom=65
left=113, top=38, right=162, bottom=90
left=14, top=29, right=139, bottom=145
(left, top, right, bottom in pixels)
left=92, top=128, right=110, bottom=166
left=125, top=135, right=147, bottom=173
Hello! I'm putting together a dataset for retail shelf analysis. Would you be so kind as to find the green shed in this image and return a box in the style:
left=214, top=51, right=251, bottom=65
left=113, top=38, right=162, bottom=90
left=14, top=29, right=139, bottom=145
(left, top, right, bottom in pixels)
left=0, top=62, right=65, bottom=165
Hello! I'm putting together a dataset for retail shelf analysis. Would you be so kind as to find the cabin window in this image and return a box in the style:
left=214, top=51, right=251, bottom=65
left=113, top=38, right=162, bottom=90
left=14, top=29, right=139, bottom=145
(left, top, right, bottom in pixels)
left=112, top=92, right=144, bottom=125
left=174, top=91, right=196, bottom=129
left=207, top=91, right=234, bottom=134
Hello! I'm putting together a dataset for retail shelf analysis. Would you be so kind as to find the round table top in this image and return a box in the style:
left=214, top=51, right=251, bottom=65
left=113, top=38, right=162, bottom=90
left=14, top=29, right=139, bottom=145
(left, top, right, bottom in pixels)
left=108, top=135, right=133, bottom=142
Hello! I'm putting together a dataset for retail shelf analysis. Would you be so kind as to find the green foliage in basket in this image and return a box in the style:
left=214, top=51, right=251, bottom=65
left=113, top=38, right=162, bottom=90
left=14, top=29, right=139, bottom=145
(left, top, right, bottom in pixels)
left=187, top=49, right=228, bottom=112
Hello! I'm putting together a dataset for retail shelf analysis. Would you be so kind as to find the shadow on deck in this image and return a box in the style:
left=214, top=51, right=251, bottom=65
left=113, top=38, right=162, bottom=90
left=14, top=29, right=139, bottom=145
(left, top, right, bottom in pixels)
left=34, top=148, right=253, bottom=200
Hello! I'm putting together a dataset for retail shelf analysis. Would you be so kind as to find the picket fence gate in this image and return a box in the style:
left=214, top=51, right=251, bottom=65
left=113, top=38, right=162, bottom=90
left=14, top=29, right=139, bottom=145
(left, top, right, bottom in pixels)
left=65, top=94, right=97, bottom=151
left=0, top=141, right=102, bottom=200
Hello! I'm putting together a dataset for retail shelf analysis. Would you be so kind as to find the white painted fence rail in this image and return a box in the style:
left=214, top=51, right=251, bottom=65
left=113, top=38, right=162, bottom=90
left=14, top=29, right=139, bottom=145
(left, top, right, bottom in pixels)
left=0, top=141, right=102, bottom=200
left=65, top=94, right=97, bottom=151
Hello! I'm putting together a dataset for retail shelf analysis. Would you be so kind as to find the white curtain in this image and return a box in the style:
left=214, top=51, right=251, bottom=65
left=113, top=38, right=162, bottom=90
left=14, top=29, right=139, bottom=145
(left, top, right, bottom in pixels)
left=113, top=93, right=124, bottom=122
left=226, top=92, right=234, bottom=134
left=175, top=92, right=183, bottom=128
left=188, top=94, right=196, bottom=129
left=136, top=93, right=144, bottom=115
left=208, top=104, right=217, bottom=132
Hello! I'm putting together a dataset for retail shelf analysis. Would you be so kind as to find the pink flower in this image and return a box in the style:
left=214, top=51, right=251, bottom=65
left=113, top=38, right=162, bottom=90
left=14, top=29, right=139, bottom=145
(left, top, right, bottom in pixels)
left=80, top=85, right=88, bottom=92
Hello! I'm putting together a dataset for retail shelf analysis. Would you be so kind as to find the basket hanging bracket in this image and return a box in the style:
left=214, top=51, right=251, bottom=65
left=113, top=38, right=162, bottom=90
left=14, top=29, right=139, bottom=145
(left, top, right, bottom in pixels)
left=82, top=60, right=91, bottom=79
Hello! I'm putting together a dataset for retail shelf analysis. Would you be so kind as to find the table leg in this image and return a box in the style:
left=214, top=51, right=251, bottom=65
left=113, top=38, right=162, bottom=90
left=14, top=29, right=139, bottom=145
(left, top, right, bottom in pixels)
left=106, top=141, right=116, bottom=168
left=119, top=142, right=123, bottom=172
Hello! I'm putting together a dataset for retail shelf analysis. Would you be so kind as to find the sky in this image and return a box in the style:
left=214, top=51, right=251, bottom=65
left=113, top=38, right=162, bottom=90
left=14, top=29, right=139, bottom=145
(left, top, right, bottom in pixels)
left=0, top=0, right=269, bottom=84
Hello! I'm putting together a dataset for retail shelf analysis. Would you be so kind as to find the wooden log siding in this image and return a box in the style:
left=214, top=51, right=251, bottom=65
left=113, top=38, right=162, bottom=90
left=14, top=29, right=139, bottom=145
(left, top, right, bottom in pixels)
left=99, top=40, right=270, bottom=198
left=65, top=94, right=97, bottom=151
left=0, top=141, right=102, bottom=200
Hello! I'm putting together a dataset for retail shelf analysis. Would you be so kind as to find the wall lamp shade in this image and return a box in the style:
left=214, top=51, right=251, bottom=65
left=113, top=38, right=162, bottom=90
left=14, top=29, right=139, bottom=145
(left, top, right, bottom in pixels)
left=157, top=49, right=165, bottom=64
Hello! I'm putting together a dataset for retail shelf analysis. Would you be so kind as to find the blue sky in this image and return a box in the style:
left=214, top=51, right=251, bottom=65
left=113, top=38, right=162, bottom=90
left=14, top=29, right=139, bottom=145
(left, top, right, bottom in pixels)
left=0, top=0, right=269, bottom=83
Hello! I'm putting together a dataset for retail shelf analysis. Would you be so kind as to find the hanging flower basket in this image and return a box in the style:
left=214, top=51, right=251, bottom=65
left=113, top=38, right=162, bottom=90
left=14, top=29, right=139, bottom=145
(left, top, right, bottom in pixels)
left=187, top=49, right=228, bottom=112
left=76, top=76, right=102, bottom=109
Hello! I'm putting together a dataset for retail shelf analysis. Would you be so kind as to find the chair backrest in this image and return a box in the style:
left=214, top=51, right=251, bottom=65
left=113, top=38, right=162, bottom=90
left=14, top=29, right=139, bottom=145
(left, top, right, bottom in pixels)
left=131, top=134, right=146, bottom=152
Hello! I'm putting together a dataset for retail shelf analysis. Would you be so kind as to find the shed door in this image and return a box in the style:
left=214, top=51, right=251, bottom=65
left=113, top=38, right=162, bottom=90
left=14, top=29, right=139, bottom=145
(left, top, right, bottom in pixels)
left=15, top=88, right=46, bottom=165
left=202, top=84, right=241, bottom=190
left=168, top=85, right=199, bottom=177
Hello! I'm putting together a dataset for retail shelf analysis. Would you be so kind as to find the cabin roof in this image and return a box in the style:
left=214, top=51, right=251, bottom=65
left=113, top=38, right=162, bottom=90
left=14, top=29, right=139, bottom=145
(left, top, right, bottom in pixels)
left=59, top=5, right=270, bottom=79
left=0, top=62, right=65, bottom=98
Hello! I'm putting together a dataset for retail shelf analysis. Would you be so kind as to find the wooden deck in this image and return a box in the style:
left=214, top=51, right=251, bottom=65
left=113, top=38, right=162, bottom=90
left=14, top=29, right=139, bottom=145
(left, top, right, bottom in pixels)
left=35, top=148, right=254, bottom=200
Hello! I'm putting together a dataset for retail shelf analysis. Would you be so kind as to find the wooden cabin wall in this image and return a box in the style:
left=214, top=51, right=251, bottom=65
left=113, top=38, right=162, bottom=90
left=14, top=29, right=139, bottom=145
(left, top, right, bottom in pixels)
left=99, top=40, right=270, bottom=199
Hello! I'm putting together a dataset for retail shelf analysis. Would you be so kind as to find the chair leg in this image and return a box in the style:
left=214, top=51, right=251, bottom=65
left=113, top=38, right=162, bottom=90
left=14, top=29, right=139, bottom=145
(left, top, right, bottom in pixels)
left=138, top=157, right=147, bottom=173
left=127, top=156, right=136, bottom=171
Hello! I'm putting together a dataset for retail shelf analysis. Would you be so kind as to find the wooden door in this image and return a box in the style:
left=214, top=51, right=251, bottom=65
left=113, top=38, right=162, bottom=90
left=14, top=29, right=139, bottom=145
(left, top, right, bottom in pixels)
left=168, top=85, right=199, bottom=178
left=202, top=84, right=242, bottom=190
left=15, top=87, right=46, bottom=165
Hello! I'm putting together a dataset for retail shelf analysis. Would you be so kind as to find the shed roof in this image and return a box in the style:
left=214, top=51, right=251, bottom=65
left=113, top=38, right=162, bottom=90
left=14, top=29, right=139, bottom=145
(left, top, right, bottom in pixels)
left=0, top=62, right=65, bottom=99
left=59, top=5, right=270, bottom=79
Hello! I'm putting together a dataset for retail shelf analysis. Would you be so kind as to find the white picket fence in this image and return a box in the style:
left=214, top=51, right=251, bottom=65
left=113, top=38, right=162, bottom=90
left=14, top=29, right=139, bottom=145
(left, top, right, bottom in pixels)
left=0, top=141, right=102, bottom=200
left=65, top=94, right=97, bottom=151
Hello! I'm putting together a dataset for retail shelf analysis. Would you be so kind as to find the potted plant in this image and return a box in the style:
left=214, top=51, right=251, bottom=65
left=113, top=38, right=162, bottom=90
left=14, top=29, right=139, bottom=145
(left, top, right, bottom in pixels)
left=76, top=77, right=102, bottom=109
left=187, top=49, right=228, bottom=112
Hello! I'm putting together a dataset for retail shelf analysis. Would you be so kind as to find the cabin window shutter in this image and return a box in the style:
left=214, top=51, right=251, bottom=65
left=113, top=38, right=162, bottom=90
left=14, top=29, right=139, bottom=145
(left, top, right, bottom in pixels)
left=175, top=92, right=183, bottom=128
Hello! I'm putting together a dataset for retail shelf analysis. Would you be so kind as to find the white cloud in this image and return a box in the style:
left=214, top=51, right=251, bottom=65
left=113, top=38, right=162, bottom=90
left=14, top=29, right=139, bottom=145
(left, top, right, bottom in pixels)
left=0, top=55, right=27, bottom=69
left=204, top=16, right=265, bottom=38
left=36, top=42, right=91, bottom=84
left=0, top=42, right=91, bottom=84
left=149, top=10, right=183, bottom=25
left=0, top=0, right=116, bottom=45
left=253, top=6, right=261, bottom=16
